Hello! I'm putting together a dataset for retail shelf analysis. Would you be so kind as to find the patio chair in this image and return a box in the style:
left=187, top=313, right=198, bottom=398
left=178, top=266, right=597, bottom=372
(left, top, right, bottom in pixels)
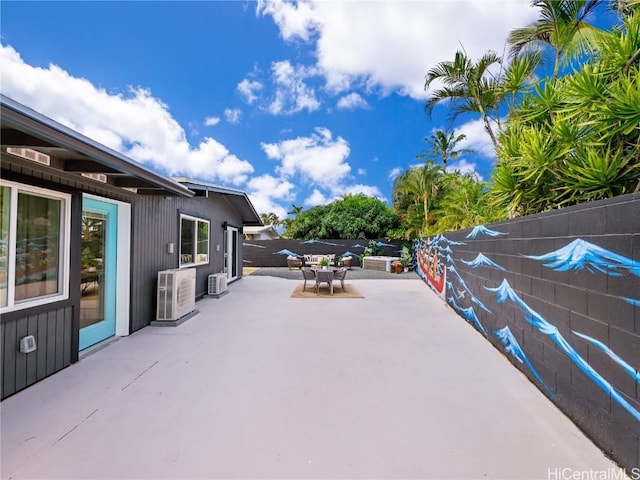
left=314, top=269, right=334, bottom=295
left=301, top=267, right=316, bottom=292
left=333, top=267, right=347, bottom=290
left=287, top=256, right=302, bottom=269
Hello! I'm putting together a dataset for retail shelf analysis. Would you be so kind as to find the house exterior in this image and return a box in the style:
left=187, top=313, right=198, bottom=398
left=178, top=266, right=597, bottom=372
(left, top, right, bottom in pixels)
left=0, top=95, right=261, bottom=399
left=243, top=225, right=281, bottom=240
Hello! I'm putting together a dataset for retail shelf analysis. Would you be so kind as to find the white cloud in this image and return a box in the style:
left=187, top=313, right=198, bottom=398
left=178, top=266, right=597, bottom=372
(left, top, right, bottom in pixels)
left=453, top=119, right=497, bottom=159
left=336, top=92, right=369, bottom=110
left=257, top=0, right=538, bottom=99
left=246, top=174, right=295, bottom=218
left=447, top=159, right=484, bottom=182
left=261, top=126, right=351, bottom=188
left=0, top=44, right=254, bottom=185
left=267, top=60, right=321, bottom=115
left=261, top=126, right=384, bottom=206
left=357, top=168, right=366, bottom=176
left=304, top=188, right=328, bottom=207
left=204, top=116, right=220, bottom=126
left=237, top=78, right=263, bottom=104
left=388, top=167, right=403, bottom=180
left=256, top=0, right=320, bottom=42
left=224, top=108, right=242, bottom=124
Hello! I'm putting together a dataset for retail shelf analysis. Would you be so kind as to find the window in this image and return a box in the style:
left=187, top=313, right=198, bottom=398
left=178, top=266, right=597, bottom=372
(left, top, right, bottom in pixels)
left=180, top=214, right=209, bottom=267
left=0, top=181, right=71, bottom=311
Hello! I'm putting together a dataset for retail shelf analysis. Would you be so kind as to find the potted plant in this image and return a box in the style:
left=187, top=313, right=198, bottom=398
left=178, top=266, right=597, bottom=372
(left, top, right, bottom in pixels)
left=400, top=245, right=412, bottom=273
left=319, top=257, right=330, bottom=269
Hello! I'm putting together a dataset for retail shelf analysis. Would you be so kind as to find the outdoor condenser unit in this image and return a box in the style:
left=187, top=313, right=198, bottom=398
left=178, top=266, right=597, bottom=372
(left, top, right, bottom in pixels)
left=208, top=273, right=228, bottom=296
left=156, top=268, right=196, bottom=321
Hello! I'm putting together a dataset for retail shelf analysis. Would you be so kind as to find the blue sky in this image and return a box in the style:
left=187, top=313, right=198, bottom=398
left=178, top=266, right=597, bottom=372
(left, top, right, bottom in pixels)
left=0, top=1, right=614, bottom=220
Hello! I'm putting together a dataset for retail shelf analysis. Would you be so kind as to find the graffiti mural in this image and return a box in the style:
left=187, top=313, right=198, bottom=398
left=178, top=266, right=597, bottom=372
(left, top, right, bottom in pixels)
left=415, top=230, right=640, bottom=426
left=242, top=238, right=401, bottom=267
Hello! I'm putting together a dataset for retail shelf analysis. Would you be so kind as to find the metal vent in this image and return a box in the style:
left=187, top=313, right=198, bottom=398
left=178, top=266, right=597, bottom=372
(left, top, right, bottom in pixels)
left=6, top=147, right=51, bottom=166
left=81, top=173, right=108, bottom=183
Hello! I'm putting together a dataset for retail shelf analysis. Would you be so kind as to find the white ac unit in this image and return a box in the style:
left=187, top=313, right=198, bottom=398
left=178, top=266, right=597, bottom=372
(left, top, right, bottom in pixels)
left=156, top=268, right=196, bottom=321
left=208, top=273, right=227, bottom=296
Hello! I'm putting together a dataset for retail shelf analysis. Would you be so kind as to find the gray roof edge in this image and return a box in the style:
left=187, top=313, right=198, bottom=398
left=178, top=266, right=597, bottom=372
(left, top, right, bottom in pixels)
left=172, top=177, right=246, bottom=195
left=173, top=177, right=262, bottom=224
left=1, top=95, right=194, bottom=197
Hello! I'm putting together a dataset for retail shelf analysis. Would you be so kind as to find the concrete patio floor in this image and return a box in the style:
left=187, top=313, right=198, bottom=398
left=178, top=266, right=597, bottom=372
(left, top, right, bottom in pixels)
left=1, top=275, right=620, bottom=479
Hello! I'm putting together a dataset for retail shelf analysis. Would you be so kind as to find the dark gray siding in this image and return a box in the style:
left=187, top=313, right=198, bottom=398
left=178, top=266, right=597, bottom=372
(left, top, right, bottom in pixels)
left=2, top=306, right=74, bottom=398
left=130, top=193, right=243, bottom=332
left=1, top=170, right=84, bottom=399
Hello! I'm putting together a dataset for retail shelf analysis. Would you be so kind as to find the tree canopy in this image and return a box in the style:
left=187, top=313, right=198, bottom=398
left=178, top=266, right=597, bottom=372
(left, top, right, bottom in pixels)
left=283, top=194, right=400, bottom=239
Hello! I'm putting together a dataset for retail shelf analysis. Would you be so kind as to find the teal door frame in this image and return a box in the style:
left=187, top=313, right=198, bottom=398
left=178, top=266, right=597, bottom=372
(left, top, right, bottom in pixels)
left=79, top=196, right=117, bottom=350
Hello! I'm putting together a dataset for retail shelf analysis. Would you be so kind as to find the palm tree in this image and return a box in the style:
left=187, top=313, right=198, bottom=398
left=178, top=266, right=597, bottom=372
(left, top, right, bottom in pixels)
left=419, top=130, right=474, bottom=168
left=507, top=0, right=604, bottom=81
left=393, top=161, right=442, bottom=236
left=259, top=212, right=281, bottom=227
left=432, top=173, right=498, bottom=232
left=424, top=50, right=503, bottom=149
left=287, top=203, right=303, bottom=216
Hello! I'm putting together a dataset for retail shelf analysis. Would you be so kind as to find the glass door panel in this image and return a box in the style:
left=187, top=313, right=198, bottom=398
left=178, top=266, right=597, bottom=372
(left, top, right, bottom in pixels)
left=79, top=197, right=117, bottom=350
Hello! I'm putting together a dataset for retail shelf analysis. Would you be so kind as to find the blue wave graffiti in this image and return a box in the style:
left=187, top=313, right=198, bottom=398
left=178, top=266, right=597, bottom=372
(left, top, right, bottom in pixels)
left=243, top=242, right=266, bottom=249
left=525, top=238, right=640, bottom=277
left=572, top=331, right=640, bottom=384
left=623, top=297, right=640, bottom=306
left=486, top=279, right=640, bottom=422
left=376, top=241, right=396, bottom=247
left=448, top=265, right=491, bottom=313
left=340, top=251, right=361, bottom=260
left=461, top=253, right=506, bottom=271
left=466, top=225, right=508, bottom=239
left=352, top=243, right=366, bottom=249
left=494, top=326, right=555, bottom=398
left=448, top=295, right=487, bottom=336
left=274, top=249, right=302, bottom=257
left=300, top=239, right=341, bottom=246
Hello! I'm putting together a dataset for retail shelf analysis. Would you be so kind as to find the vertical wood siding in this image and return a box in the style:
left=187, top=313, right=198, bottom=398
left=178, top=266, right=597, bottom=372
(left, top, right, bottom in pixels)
left=1, top=306, right=74, bottom=398
left=130, top=194, right=242, bottom=332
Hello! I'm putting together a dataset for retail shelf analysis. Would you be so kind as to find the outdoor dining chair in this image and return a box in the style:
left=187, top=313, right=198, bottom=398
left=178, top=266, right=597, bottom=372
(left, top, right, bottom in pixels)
left=333, top=267, right=347, bottom=290
left=301, top=267, right=316, bottom=292
left=315, top=269, right=334, bottom=295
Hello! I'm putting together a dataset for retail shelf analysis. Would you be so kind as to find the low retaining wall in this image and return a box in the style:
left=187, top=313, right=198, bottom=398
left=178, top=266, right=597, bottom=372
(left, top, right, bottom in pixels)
left=242, top=238, right=402, bottom=268
left=415, top=193, right=639, bottom=470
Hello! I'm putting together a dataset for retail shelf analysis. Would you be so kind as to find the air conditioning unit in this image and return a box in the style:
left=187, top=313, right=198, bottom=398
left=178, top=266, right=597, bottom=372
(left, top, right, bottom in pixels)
left=208, top=273, right=228, bottom=297
left=156, top=268, right=196, bottom=321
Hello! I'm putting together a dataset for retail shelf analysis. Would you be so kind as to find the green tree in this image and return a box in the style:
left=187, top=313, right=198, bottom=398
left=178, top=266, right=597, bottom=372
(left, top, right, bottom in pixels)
left=285, top=194, right=400, bottom=240
left=259, top=212, right=281, bottom=226
left=425, top=50, right=503, bottom=148
left=507, top=0, right=604, bottom=81
left=431, top=173, right=503, bottom=232
left=392, top=161, right=443, bottom=237
left=419, top=130, right=473, bottom=168
left=490, top=11, right=640, bottom=215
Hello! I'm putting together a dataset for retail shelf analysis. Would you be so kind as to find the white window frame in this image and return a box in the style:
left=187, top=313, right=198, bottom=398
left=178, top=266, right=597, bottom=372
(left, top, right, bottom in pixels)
left=179, top=214, right=210, bottom=267
left=0, top=180, right=71, bottom=313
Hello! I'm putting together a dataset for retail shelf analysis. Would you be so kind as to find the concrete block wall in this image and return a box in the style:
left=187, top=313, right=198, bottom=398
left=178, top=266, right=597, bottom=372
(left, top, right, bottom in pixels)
left=415, top=193, right=639, bottom=470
